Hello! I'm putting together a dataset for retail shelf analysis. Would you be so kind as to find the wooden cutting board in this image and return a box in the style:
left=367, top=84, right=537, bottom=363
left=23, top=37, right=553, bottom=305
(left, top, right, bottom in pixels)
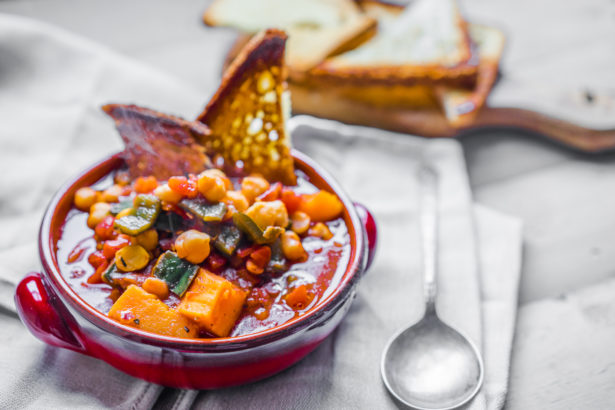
left=288, top=83, right=615, bottom=153
left=224, top=0, right=615, bottom=153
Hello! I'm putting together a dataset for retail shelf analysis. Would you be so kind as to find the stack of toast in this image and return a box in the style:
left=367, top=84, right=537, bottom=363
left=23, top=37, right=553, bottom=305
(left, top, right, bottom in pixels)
left=204, top=0, right=505, bottom=133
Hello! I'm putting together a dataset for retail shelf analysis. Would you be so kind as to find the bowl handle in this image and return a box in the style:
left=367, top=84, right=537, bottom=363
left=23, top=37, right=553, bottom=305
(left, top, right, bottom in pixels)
left=353, top=202, right=377, bottom=271
left=15, top=272, right=87, bottom=354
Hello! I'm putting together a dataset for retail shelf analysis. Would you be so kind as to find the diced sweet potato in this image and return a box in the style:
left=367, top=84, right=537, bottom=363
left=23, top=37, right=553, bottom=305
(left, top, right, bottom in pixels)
left=108, top=285, right=198, bottom=338
left=284, top=284, right=315, bottom=310
left=179, top=269, right=248, bottom=337
left=297, top=190, right=343, bottom=222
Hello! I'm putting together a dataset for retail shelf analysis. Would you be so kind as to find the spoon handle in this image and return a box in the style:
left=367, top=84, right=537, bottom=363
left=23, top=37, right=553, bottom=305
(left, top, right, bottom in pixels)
left=418, top=165, right=439, bottom=314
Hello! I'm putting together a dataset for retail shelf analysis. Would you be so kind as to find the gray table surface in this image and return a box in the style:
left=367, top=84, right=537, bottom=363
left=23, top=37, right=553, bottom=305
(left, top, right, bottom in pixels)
left=2, top=0, right=614, bottom=408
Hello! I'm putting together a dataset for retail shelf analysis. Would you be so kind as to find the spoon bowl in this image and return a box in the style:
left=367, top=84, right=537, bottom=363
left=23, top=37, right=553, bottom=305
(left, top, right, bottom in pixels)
left=381, top=313, right=483, bottom=409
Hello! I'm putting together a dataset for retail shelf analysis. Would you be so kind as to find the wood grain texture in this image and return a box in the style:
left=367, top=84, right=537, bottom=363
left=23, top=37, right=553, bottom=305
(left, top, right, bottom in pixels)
left=291, top=81, right=615, bottom=153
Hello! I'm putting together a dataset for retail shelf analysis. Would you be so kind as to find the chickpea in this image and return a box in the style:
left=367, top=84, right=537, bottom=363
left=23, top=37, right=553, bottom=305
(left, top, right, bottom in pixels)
left=154, top=184, right=182, bottom=204
left=134, top=176, right=158, bottom=193
left=223, top=190, right=249, bottom=213
left=136, top=229, right=158, bottom=251
left=281, top=231, right=307, bottom=261
left=142, top=277, right=169, bottom=300
left=100, top=184, right=123, bottom=203
left=309, top=222, right=333, bottom=240
left=245, top=200, right=289, bottom=230
left=204, top=169, right=233, bottom=190
left=114, top=171, right=131, bottom=186
left=115, top=245, right=150, bottom=272
left=87, top=202, right=111, bottom=229
left=175, top=230, right=211, bottom=264
left=291, top=211, right=311, bottom=235
left=196, top=171, right=227, bottom=202
left=74, top=187, right=97, bottom=211
left=241, top=176, right=270, bottom=203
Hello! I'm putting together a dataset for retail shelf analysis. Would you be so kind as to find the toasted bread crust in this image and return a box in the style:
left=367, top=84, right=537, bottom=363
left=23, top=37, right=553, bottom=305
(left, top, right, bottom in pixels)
left=307, top=61, right=477, bottom=88
left=290, top=81, right=456, bottom=136
left=326, top=17, right=378, bottom=57
left=219, top=2, right=503, bottom=129
left=315, top=0, right=477, bottom=85
left=103, top=104, right=211, bottom=180
left=224, top=34, right=476, bottom=89
left=198, top=29, right=287, bottom=122
left=204, top=0, right=377, bottom=72
left=436, top=24, right=505, bottom=127
left=197, top=29, right=296, bottom=185
left=285, top=15, right=378, bottom=72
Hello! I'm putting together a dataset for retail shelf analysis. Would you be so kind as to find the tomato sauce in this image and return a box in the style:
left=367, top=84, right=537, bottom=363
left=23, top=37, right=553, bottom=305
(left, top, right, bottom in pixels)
left=56, top=170, right=350, bottom=337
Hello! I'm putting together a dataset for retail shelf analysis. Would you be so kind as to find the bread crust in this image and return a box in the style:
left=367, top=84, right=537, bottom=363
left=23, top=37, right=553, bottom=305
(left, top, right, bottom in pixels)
left=197, top=29, right=296, bottom=185
left=219, top=2, right=504, bottom=129
left=315, top=0, right=477, bottom=85
left=103, top=104, right=211, bottom=180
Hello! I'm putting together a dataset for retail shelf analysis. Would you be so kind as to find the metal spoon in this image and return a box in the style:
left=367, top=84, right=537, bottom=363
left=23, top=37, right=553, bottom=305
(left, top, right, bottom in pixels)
left=381, top=166, right=484, bottom=410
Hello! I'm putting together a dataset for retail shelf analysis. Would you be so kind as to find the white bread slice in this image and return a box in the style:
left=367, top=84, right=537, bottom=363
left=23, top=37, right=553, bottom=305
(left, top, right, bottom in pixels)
left=314, top=0, right=476, bottom=84
left=437, top=24, right=505, bottom=127
left=196, top=29, right=296, bottom=185
left=203, top=0, right=376, bottom=72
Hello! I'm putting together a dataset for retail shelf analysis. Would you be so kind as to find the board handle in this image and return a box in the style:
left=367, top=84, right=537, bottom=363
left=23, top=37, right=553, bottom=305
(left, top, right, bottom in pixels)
left=468, top=107, right=615, bottom=153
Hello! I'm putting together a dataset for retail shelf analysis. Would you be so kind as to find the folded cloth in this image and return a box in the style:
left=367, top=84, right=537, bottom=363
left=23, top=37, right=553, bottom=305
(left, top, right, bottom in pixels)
left=190, top=118, right=522, bottom=410
left=0, top=14, right=522, bottom=410
left=0, top=13, right=205, bottom=409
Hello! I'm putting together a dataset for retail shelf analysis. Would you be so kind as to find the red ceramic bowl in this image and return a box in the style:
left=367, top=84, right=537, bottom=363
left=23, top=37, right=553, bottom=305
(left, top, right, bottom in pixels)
left=14, top=149, right=377, bottom=389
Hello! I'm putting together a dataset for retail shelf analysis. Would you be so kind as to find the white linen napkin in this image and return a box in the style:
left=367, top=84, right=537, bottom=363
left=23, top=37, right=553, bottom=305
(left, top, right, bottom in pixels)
left=0, top=14, right=521, bottom=409
left=190, top=118, right=522, bottom=409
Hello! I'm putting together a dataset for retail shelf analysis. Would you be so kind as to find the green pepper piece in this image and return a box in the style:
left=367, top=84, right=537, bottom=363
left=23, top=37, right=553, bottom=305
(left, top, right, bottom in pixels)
left=153, top=251, right=199, bottom=297
left=154, top=211, right=186, bottom=233
left=179, top=198, right=227, bottom=222
left=101, top=262, right=123, bottom=286
left=114, top=194, right=161, bottom=235
left=267, top=238, right=287, bottom=273
left=109, top=199, right=133, bottom=216
left=232, top=212, right=284, bottom=245
left=214, top=224, right=242, bottom=257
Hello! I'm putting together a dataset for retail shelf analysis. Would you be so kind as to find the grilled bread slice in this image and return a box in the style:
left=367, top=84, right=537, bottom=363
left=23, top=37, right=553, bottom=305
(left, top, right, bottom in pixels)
left=103, top=104, right=211, bottom=180
left=351, top=1, right=505, bottom=126
left=203, top=0, right=376, bottom=72
left=293, top=0, right=503, bottom=126
left=196, top=29, right=296, bottom=185
left=312, top=0, right=477, bottom=86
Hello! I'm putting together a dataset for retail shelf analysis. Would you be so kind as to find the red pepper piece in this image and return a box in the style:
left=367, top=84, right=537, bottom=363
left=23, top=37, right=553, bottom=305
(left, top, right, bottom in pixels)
left=280, top=188, right=301, bottom=214
left=102, top=236, right=131, bottom=259
left=95, top=215, right=116, bottom=240
left=168, top=176, right=198, bottom=198
left=206, top=252, right=227, bottom=272
left=88, top=250, right=107, bottom=269
left=257, top=182, right=282, bottom=201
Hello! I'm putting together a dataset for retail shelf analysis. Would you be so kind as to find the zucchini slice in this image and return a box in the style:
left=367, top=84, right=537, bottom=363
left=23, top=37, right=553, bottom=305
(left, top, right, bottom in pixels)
left=214, top=224, right=242, bottom=257
left=267, top=238, right=287, bottom=273
left=115, top=194, right=161, bottom=235
left=232, top=212, right=284, bottom=245
left=179, top=198, right=227, bottom=222
left=101, top=262, right=123, bottom=286
left=154, top=211, right=186, bottom=233
left=153, top=251, right=199, bottom=297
